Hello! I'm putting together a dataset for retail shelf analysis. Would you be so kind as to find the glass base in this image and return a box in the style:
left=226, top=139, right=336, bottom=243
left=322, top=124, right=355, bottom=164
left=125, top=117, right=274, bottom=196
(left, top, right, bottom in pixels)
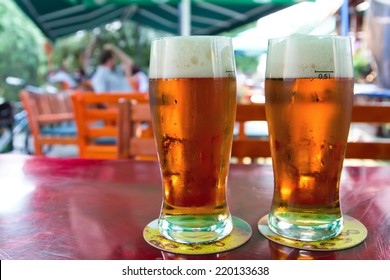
left=268, top=213, right=343, bottom=241
left=158, top=214, right=233, bottom=244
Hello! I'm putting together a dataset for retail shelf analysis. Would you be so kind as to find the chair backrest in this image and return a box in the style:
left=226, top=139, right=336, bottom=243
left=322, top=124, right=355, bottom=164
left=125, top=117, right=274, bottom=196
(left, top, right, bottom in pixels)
left=20, top=90, right=76, bottom=155
left=347, top=104, right=390, bottom=159
left=71, top=91, right=149, bottom=159
left=20, top=89, right=74, bottom=126
left=117, top=99, right=157, bottom=160
left=232, top=103, right=390, bottom=161
left=232, top=104, right=270, bottom=161
left=20, top=90, right=43, bottom=141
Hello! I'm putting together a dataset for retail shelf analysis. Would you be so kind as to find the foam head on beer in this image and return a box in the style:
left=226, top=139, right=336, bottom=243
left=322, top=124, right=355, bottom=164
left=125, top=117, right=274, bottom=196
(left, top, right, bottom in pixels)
left=149, top=36, right=236, bottom=79
left=265, top=34, right=354, bottom=79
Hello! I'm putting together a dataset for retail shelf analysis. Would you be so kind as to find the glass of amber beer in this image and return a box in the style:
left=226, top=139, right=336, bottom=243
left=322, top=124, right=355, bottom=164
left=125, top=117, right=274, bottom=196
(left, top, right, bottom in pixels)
left=149, top=36, right=237, bottom=244
left=265, top=35, right=354, bottom=241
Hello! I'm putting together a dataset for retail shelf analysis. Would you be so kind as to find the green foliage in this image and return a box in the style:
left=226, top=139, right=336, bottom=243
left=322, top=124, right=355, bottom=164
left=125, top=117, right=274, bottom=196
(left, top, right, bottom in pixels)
left=0, top=0, right=46, bottom=101
left=0, top=0, right=165, bottom=101
left=235, top=56, right=259, bottom=75
left=52, top=21, right=166, bottom=76
left=221, top=21, right=259, bottom=74
left=52, top=17, right=259, bottom=78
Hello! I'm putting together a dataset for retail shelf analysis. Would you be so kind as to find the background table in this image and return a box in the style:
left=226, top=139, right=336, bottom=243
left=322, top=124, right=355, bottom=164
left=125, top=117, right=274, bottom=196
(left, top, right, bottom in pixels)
left=0, top=154, right=389, bottom=260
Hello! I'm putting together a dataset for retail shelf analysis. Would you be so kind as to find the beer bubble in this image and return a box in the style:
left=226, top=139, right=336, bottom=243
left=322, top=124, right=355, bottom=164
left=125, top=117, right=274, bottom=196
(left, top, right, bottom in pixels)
left=205, top=50, right=212, bottom=61
left=191, top=56, right=199, bottom=65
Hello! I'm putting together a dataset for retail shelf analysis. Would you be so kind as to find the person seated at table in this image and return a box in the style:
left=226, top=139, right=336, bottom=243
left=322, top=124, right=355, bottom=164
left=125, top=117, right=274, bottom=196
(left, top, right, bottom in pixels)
left=105, top=44, right=148, bottom=94
left=47, top=65, right=77, bottom=90
left=126, top=64, right=149, bottom=93
left=91, top=44, right=134, bottom=93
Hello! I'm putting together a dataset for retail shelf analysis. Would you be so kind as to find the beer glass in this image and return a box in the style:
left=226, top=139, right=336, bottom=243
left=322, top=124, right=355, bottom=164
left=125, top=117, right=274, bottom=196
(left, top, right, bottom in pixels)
left=265, top=35, right=354, bottom=241
left=149, top=36, right=237, bottom=244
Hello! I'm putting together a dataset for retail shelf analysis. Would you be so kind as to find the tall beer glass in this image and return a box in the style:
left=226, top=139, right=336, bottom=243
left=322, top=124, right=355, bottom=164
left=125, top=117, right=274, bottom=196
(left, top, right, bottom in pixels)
left=265, top=35, right=354, bottom=241
left=149, top=36, right=237, bottom=244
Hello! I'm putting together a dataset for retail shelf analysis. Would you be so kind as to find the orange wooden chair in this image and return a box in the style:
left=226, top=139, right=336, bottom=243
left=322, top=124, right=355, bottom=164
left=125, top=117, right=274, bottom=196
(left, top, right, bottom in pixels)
left=232, top=104, right=270, bottom=162
left=71, top=92, right=149, bottom=159
left=117, top=99, right=157, bottom=160
left=347, top=105, right=390, bottom=159
left=20, top=90, right=77, bottom=155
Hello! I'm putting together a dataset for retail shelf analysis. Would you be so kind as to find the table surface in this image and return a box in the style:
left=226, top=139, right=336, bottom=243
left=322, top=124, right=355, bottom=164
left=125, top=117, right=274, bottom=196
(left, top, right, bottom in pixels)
left=0, top=154, right=389, bottom=260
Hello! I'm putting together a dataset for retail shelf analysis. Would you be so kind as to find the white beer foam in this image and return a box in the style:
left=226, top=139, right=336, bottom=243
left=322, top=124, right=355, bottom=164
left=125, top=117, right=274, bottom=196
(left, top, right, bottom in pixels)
left=149, top=36, right=236, bottom=79
left=265, top=34, right=354, bottom=79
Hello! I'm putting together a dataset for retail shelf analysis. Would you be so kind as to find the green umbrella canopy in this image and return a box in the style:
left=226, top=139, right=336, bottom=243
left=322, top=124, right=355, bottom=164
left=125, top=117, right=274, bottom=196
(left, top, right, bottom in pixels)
left=13, top=0, right=311, bottom=41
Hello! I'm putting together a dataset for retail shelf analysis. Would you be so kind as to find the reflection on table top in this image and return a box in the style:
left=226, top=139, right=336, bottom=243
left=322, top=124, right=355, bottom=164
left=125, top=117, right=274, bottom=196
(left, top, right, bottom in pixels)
left=0, top=154, right=389, bottom=260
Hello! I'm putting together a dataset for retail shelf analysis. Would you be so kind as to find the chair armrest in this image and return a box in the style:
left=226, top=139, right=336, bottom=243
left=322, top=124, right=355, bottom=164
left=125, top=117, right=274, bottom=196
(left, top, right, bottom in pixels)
left=37, top=113, right=74, bottom=124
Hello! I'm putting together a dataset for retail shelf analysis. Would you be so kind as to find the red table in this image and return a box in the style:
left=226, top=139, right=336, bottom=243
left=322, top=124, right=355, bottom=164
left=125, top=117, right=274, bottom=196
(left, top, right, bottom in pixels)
left=0, top=154, right=389, bottom=260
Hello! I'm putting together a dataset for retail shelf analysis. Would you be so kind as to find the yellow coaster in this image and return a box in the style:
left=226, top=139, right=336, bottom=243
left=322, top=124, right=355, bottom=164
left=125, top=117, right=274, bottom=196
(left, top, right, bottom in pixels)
left=258, top=214, right=367, bottom=251
left=144, top=216, right=252, bottom=255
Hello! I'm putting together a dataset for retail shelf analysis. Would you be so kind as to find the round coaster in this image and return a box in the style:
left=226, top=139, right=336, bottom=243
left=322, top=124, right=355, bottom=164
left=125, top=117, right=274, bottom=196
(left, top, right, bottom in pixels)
left=144, top=216, right=252, bottom=255
left=258, top=214, right=367, bottom=251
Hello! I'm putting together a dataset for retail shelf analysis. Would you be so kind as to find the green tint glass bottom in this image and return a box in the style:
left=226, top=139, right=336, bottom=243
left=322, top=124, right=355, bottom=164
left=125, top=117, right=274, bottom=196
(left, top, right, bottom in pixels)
left=258, top=214, right=367, bottom=251
left=144, top=216, right=252, bottom=255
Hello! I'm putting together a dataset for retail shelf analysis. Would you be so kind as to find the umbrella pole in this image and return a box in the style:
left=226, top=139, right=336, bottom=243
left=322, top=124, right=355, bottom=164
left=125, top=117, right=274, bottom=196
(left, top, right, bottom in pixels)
left=180, top=0, right=191, bottom=35
left=341, top=0, right=349, bottom=36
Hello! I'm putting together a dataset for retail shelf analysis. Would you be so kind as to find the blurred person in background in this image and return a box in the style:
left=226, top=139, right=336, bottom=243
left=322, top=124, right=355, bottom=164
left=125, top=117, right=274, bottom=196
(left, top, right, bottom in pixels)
left=91, top=44, right=134, bottom=93
left=127, top=64, right=148, bottom=93
left=47, top=64, right=77, bottom=90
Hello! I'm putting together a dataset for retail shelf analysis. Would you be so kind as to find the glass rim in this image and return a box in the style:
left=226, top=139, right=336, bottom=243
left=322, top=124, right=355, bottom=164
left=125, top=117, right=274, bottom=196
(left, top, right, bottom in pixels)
left=151, top=35, right=233, bottom=42
left=268, top=34, right=352, bottom=43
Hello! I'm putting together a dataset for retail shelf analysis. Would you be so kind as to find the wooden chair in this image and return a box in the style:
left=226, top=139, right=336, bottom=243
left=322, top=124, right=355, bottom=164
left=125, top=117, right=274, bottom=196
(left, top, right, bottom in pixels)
left=117, top=99, right=157, bottom=160
left=20, top=90, right=77, bottom=155
left=347, top=105, right=390, bottom=159
left=232, top=104, right=270, bottom=162
left=232, top=103, right=390, bottom=161
left=71, top=92, right=149, bottom=159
